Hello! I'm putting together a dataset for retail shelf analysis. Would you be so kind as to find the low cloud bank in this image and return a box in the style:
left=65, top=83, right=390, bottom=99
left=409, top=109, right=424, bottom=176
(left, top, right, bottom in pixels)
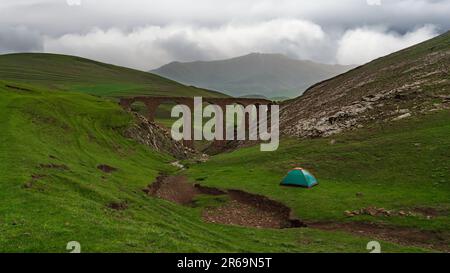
left=43, top=20, right=439, bottom=70
left=336, top=25, right=437, bottom=65
left=0, top=26, right=43, bottom=54
left=1, top=0, right=447, bottom=69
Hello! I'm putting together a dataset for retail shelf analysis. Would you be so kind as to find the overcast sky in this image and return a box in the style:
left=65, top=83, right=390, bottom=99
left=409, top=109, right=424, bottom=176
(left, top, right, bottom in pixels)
left=1, top=0, right=449, bottom=70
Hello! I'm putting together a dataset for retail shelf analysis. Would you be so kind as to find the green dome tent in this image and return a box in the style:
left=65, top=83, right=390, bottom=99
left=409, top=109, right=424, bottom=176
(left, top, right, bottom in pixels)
left=281, top=168, right=318, bottom=188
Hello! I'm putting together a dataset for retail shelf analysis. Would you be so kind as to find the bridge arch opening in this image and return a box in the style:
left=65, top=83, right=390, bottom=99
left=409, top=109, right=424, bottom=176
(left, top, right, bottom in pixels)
left=153, top=99, right=183, bottom=128
left=129, top=100, right=147, bottom=117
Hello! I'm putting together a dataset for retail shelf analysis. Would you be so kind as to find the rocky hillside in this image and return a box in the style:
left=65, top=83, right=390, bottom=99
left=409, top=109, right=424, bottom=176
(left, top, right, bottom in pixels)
left=280, top=31, right=450, bottom=138
left=124, top=113, right=199, bottom=159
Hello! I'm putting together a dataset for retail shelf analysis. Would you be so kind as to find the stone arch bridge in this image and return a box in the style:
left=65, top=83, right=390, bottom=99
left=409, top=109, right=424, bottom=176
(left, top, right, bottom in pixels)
left=119, top=96, right=275, bottom=148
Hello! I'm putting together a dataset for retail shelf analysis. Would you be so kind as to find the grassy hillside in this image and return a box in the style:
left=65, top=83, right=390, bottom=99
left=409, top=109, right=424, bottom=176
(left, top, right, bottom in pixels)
left=1, top=81, right=425, bottom=253
left=0, top=41, right=447, bottom=252
left=186, top=109, right=450, bottom=250
left=0, top=53, right=226, bottom=98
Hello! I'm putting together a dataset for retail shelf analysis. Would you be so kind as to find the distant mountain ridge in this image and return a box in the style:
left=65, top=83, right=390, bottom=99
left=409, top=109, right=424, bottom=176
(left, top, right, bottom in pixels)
left=151, top=53, right=355, bottom=98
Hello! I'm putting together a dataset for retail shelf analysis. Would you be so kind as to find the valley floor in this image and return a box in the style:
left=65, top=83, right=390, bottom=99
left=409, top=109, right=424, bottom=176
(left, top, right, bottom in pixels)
left=185, top=110, right=450, bottom=252
left=0, top=81, right=448, bottom=252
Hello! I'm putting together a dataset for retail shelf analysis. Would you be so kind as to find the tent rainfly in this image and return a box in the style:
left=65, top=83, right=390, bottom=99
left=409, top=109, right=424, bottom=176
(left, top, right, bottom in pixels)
left=281, top=168, right=318, bottom=188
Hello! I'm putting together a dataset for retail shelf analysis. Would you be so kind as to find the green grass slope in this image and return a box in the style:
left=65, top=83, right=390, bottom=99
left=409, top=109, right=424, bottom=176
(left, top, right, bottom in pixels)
left=0, top=81, right=424, bottom=253
left=0, top=53, right=226, bottom=98
left=186, top=109, right=450, bottom=249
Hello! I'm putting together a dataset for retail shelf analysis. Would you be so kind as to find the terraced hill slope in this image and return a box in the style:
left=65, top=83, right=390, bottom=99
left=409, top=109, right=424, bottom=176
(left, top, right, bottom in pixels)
left=280, top=31, right=450, bottom=137
left=0, top=53, right=226, bottom=98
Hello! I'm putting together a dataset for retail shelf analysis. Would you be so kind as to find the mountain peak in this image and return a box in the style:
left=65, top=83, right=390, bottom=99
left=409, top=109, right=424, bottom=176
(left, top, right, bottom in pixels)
left=152, top=54, right=354, bottom=98
left=240, top=52, right=292, bottom=60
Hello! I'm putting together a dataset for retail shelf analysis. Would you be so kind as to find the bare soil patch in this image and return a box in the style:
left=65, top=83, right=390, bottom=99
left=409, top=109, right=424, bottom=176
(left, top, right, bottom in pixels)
left=204, top=190, right=305, bottom=229
left=308, top=221, right=450, bottom=252
left=5, top=84, right=32, bottom=92
left=145, top=175, right=304, bottom=229
left=203, top=198, right=303, bottom=229
left=107, top=201, right=128, bottom=211
left=23, top=174, right=47, bottom=189
left=345, top=206, right=449, bottom=219
left=97, top=164, right=117, bottom=173
left=412, top=207, right=448, bottom=218
left=203, top=200, right=286, bottom=228
left=39, top=163, right=69, bottom=170
left=145, top=175, right=199, bottom=205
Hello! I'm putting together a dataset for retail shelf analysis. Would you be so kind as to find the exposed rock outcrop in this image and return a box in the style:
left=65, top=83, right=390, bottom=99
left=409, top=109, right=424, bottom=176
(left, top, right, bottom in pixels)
left=124, top=113, right=197, bottom=159
left=280, top=31, right=450, bottom=138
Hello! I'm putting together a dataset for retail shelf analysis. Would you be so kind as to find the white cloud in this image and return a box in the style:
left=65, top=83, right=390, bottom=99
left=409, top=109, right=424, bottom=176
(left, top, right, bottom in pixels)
left=66, top=0, right=81, bottom=6
left=2, top=0, right=449, bottom=69
left=336, top=25, right=438, bottom=65
left=0, top=26, right=43, bottom=53
left=45, top=20, right=441, bottom=70
left=44, top=19, right=330, bottom=70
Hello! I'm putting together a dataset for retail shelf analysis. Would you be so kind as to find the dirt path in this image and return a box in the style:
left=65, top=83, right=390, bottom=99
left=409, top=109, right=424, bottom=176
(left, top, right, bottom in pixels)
left=307, top=221, right=450, bottom=252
